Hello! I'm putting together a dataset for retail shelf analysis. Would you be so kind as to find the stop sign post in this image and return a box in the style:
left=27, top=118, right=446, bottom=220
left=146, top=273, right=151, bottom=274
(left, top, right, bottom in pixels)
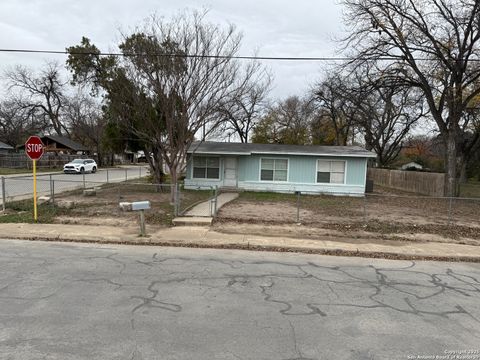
left=24, top=136, right=45, bottom=222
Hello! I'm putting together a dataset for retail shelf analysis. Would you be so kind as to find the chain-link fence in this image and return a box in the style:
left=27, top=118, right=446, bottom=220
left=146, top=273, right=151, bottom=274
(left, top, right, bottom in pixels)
left=1, top=166, right=147, bottom=210
left=177, top=186, right=219, bottom=217
left=0, top=169, right=220, bottom=224
left=214, top=190, right=480, bottom=236
left=2, top=174, right=479, bottom=233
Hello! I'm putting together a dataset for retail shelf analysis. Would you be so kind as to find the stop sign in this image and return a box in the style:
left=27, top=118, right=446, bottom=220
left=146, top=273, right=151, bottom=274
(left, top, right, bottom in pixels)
left=25, top=136, right=45, bottom=161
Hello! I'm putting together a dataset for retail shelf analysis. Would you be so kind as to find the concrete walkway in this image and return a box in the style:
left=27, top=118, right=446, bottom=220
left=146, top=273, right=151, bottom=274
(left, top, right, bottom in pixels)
left=184, top=192, right=239, bottom=217
left=0, top=222, right=479, bottom=262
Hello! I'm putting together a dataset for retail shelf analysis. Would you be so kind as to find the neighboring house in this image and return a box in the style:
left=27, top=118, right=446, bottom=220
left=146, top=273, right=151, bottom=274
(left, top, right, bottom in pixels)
left=184, top=142, right=376, bottom=195
left=18, top=135, right=89, bottom=155
left=0, top=141, right=14, bottom=154
left=400, top=162, right=423, bottom=171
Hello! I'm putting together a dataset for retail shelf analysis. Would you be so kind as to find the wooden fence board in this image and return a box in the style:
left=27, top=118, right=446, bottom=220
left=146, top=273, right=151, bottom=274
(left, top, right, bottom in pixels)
left=368, top=168, right=445, bottom=197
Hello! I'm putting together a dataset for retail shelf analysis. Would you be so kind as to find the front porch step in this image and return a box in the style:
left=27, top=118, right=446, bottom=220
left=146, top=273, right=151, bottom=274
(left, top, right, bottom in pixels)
left=220, top=187, right=238, bottom=191
left=172, top=217, right=213, bottom=226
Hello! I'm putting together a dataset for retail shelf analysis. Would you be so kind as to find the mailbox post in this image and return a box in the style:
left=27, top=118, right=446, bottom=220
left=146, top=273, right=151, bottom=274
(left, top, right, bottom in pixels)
left=131, top=201, right=151, bottom=236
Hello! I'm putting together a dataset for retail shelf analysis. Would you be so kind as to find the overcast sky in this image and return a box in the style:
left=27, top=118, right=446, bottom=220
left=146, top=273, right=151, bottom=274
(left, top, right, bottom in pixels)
left=0, top=0, right=345, bottom=99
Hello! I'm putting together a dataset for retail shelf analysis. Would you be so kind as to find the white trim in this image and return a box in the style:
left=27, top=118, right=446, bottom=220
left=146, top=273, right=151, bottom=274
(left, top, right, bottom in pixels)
left=188, top=151, right=248, bottom=156
left=236, top=180, right=365, bottom=196
left=259, top=157, right=289, bottom=182
left=315, top=159, right=347, bottom=185
left=191, top=155, right=221, bottom=180
left=187, top=151, right=376, bottom=158
left=363, top=158, right=368, bottom=187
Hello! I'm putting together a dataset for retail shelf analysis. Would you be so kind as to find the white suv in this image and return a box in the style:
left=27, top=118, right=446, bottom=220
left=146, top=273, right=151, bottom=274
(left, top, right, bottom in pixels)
left=63, top=159, right=97, bottom=174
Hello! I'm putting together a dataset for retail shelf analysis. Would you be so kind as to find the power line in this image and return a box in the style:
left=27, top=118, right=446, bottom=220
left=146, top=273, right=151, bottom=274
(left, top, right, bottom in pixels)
left=0, top=48, right=396, bottom=62
left=1, top=47, right=477, bottom=63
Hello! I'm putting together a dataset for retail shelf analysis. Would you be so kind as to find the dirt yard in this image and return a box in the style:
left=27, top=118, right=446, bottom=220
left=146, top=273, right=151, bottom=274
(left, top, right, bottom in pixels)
left=41, top=182, right=212, bottom=227
left=214, top=188, right=480, bottom=244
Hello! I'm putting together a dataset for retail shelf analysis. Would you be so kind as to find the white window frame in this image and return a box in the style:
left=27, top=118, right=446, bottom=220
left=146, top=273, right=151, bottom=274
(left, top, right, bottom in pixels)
left=192, top=156, right=221, bottom=180
left=259, top=158, right=289, bottom=182
left=316, top=160, right=347, bottom=185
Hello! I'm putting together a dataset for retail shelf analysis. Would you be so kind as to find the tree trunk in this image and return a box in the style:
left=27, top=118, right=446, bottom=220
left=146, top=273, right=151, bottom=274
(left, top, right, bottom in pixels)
left=170, top=165, right=177, bottom=205
left=458, top=157, right=468, bottom=185
left=444, top=130, right=458, bottom=197
left=146, top=149, right=165, bottom=185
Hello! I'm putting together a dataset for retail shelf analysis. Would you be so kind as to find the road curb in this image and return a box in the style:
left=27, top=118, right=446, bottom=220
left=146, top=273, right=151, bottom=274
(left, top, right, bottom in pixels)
left=4, top=234, right=480, bottom=263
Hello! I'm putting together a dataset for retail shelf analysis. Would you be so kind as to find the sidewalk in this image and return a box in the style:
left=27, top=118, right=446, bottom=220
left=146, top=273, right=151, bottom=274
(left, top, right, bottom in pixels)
left=0, top=222, right=479, bottom=262
left=184, top=193, right=239, bottom=217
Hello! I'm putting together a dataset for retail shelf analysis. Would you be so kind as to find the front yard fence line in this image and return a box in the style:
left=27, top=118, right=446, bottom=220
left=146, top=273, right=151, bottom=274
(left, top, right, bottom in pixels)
left=1, top=172, right=479, bottom=227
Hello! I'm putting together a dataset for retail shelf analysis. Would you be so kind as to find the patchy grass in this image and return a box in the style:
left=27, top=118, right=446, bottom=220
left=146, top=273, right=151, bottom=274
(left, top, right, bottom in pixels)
left=460, top=181, right=480, bottom=198
left=236, top=191, right=364, bottom=217
left=238, top=191, right=297, bottom=202
left=178, top=188, right=216, bottom=215
left=0, top=199, right=69, bottom=223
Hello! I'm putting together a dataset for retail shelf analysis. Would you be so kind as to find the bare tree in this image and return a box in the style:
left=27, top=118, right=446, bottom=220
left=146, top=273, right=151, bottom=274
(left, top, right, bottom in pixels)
left=342, top=0, right=480, bottom=196
left=216, top=61, right=272, bottom=143
left=346, top=65, right=426, bottom=166
left=312, top=72, right=357, bottom=146
left=0, top=99, right=46, bottom=147
left=117, top=10, right=250, bottom=200
left=66, top=92, right=106, bottom=165
left=252, top=96, right=315, bottom=145
left=354, top=83, right=425, bottom=167
left=5, top=62, right=70, bottom=136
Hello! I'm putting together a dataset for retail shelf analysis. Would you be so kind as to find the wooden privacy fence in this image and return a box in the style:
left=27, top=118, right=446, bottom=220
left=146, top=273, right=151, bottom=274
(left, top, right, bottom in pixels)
left=0, top=153, right=89, bottom=169
left=368, top=168, right=445, bottom=197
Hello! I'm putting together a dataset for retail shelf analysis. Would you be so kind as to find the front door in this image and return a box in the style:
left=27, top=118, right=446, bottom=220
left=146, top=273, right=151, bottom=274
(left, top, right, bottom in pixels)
left=223, top=157, right=237, bottom=188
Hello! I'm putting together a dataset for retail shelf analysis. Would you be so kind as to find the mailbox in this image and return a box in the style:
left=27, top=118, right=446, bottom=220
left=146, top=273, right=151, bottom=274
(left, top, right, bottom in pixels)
left=131, top=201, right=151, bottom=211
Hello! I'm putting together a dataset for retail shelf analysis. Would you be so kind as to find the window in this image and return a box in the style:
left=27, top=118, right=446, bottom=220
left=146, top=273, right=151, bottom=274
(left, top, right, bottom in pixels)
left=260, top=159, right=288, bottom=182
left=193, top=156, right=220, bottom=179
left=317, top=160, right=345, bottom=184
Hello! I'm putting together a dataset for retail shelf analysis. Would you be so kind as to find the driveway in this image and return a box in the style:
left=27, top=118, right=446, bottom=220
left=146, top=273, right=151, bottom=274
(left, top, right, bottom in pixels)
left=1, top=167, right=147, bottom=205
left=0, top=240, right=479, bottom=359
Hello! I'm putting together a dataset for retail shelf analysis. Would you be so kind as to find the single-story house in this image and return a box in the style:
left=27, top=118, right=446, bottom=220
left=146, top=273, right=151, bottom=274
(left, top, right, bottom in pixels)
left=184, top=142, right=376, bottom=196
left=0, top=141, right=14, bottom=154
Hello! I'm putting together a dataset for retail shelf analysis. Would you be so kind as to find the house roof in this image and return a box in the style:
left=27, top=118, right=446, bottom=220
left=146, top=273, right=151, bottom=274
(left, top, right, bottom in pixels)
left=0, top=141, right=14, bottom=150
left=43, top=135, right=88, bottom=151
left=18, top=135, right=88, bottom=152
left=188, top=141, right=376, bottom=158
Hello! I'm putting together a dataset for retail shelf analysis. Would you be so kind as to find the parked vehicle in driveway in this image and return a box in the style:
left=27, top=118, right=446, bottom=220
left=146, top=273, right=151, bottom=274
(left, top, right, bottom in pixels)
left=63, top=159, right=97, bottom=174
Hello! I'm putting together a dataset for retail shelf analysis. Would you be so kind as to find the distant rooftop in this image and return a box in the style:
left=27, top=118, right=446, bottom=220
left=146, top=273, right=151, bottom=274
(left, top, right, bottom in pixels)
left=188, top=141, right=376, bottom=158
left=42, top=135, right=88, bottom=152
left=0, top=141, right=14, bottom=150
left=17, top=135, right=88, bottom=152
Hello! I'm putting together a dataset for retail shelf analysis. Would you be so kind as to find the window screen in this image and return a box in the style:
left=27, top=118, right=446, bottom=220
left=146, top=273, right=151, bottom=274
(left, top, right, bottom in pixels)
left=317, top=160, right=345, bottom=184
left=261, top=159, right=288, bottom=182
left=193, top=156, right=220, bottom=179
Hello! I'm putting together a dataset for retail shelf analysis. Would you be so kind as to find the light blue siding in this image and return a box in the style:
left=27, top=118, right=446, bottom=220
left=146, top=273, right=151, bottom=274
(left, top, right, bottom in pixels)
left=185, top=153, right=368, bottom=195
left=237, top=156, right=258, bottom=182
left=345, top=158, right=367, bottom=186
left=238, top=155, right=366, bottom=186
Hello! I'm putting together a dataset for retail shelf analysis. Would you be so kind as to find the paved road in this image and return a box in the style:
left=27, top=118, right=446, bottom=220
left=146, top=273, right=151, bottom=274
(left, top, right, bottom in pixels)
left=0, top=240, right=479, bottom=359
left=0, top=167, right=147, bottom=204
